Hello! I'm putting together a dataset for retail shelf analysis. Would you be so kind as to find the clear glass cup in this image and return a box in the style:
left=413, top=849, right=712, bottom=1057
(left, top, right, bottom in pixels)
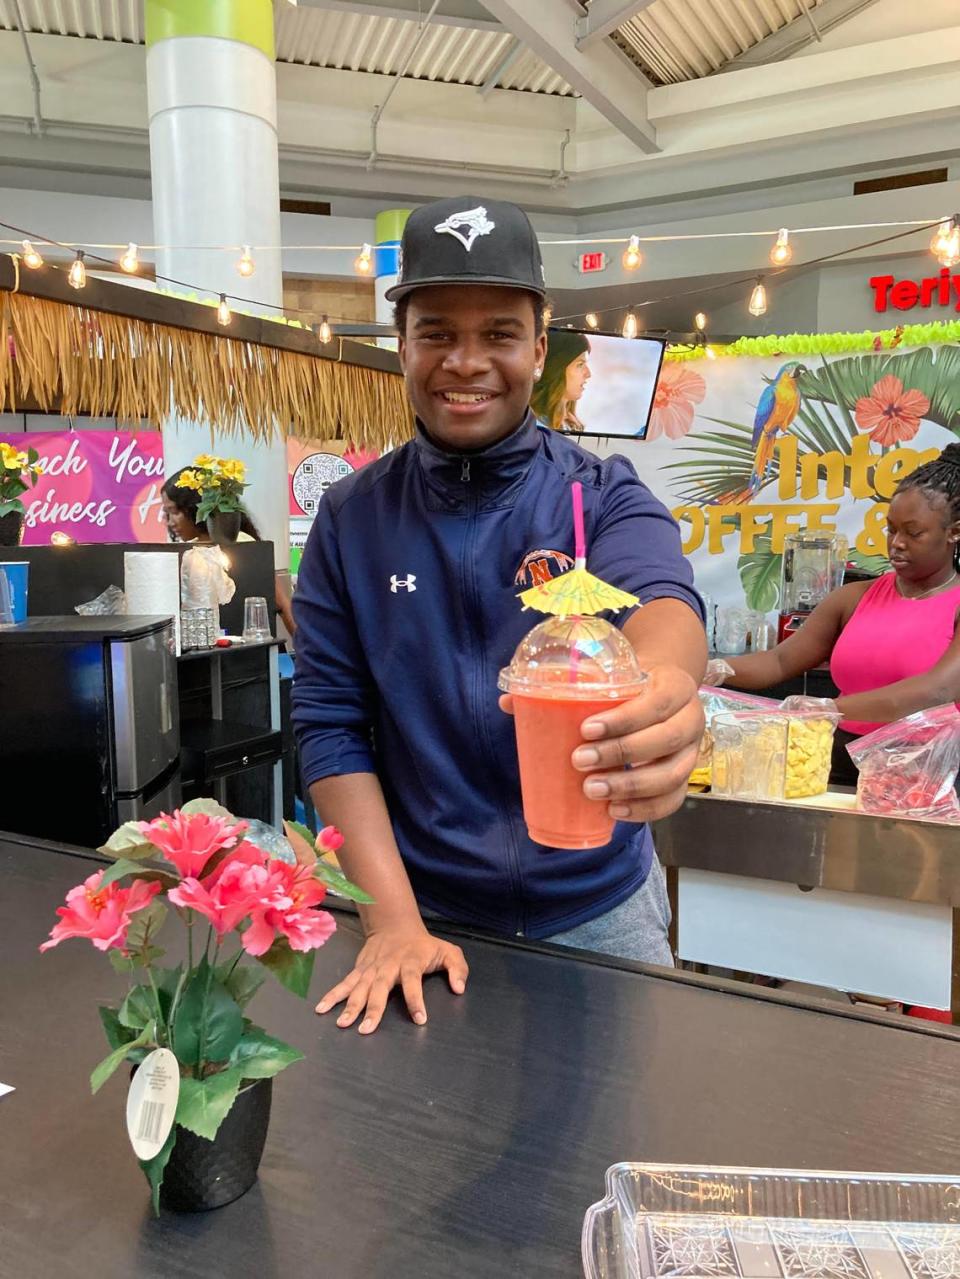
left=242, top=596, right=271, bottom=642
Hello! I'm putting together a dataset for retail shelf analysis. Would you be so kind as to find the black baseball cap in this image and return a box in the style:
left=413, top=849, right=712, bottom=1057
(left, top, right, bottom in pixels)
left=385, top=196, right=546, bottom=301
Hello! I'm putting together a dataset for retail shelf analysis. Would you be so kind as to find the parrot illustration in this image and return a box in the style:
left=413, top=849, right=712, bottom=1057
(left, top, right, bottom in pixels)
left=716, top=362, right=807, bottom=504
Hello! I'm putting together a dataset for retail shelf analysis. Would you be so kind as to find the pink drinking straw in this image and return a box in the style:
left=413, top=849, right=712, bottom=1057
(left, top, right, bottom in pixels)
left=569, top=482, right=586, bottom=684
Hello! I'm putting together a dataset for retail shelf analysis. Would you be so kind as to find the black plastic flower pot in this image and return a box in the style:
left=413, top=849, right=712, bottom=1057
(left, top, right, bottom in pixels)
left=0, top=510, right=24, bottom=547
left=206, top=511, right=241, bottom=544
left=160, top=1077, right=272, bottom=1213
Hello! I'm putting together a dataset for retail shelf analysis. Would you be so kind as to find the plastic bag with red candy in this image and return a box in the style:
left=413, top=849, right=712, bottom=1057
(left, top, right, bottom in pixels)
left=848, top=705, right=960, bottom=823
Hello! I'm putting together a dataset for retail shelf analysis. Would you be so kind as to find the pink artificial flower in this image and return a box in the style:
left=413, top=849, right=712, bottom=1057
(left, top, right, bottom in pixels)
left=40, top=871, right=162, bottom=954
left=647, top=363, right=706, bottom=441
left=854, top=374, right=930, bottom=446
left=167, top=841, right=268, bottom=937
left=240, top=861, right=335, bottom=957
left=139, top=810, right=247, bottom=879
left=316, top=825, right=344, bottom=855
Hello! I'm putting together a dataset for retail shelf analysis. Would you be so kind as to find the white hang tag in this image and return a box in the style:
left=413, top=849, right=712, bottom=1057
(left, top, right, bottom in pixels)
left=126, top=1048, right=180, bottom=1161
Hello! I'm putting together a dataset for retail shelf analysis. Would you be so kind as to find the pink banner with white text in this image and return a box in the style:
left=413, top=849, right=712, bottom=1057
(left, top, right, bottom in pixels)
left=0, top=431, right=167, bottom=544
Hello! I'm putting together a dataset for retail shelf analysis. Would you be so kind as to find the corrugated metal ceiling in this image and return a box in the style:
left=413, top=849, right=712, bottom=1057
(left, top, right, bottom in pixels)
left=0, top=0, right=831, bottom=91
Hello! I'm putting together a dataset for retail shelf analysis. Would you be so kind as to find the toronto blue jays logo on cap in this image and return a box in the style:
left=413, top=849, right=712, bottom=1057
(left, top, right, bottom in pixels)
left=433, top=205, right=496, bottom=252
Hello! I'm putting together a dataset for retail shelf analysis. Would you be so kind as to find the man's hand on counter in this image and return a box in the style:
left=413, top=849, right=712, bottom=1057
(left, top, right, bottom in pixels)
left=315, top=924, right=469, bottom=1034
left=571, top=664, right=704, bottom=824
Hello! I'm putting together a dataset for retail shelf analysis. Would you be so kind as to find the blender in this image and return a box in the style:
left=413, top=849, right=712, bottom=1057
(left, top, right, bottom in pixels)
left=777, top=531, right=848, bottom=641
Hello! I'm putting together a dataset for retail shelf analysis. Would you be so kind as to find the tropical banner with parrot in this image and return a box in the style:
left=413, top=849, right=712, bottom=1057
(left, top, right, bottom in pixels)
left=592, top=342, right=960, bottom=615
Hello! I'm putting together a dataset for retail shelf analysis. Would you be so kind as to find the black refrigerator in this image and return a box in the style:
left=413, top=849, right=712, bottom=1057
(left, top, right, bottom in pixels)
left=0, top=616, right=181, bottom=848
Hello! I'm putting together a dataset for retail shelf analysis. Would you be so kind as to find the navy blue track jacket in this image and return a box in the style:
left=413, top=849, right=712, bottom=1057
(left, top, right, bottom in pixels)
left=291, top=413, right=703, bottom=938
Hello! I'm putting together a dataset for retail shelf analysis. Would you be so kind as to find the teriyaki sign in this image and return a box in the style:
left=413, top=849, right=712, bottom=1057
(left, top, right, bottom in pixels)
left=870, top=269, right=960, bottom=314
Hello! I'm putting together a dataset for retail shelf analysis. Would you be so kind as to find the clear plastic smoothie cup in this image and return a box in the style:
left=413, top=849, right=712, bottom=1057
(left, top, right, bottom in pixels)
left=499, top=616, right=648, bottom=849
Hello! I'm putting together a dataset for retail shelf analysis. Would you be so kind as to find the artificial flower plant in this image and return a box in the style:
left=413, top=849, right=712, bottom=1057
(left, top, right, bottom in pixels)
left=40, top=799, right=371, bottom=1212
left=176, top=453, right=249, bottom=522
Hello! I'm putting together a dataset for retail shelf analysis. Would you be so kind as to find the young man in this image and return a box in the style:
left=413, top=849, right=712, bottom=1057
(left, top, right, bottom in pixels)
left=292, top=197, right=706, bottom=1034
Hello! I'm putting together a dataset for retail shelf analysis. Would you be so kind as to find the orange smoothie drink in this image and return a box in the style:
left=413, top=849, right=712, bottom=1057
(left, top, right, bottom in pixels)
left=499, top=616, right=647, bottom=850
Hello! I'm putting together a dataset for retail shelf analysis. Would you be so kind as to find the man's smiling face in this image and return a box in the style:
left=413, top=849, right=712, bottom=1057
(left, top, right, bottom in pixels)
left=398, top=285, right=547, bottom=452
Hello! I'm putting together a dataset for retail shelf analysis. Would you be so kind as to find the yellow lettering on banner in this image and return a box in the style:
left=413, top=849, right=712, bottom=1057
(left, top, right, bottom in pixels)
left=801, top=506, right=841, bottom=534
left=707, top=505, right=741, bottom=554
left=873, top=446, right=940, bottom=498
left=848, top=434, right=876, bottom=499
left=800, top=450, right=846, bottom=500
left=777, top=437, right=799, bottom=499
left=672, top=505, right=705, bottom=554
left=856, top=502, right=889, bottom=556
left=737, top=505, right=772, bottom=554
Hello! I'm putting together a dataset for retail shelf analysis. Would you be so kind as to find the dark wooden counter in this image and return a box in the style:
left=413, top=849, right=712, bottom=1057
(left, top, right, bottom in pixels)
left=3, top=833, right=960, bottom=1279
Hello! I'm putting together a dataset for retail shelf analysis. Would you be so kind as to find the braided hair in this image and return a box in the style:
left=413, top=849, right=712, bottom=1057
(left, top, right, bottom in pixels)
left=895, top=442, right=960, bottom=569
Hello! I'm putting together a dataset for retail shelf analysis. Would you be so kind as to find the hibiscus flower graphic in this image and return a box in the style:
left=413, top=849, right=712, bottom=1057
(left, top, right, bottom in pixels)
left=647, top=363, right=706, bottom=441
left=854, top=374, right=930, bottom=446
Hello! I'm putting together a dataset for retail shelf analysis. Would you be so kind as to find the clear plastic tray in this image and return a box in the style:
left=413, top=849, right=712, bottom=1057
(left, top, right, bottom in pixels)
left=582, top=1163, right=960, bottom=1278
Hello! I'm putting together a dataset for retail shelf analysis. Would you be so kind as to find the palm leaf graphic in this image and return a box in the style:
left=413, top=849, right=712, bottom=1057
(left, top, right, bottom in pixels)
left=738, top=534, right=782, bottom=612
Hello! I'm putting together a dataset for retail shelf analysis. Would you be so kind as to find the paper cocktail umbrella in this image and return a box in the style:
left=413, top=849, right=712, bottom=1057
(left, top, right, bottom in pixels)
left=518, top=481, right=639, bottom=618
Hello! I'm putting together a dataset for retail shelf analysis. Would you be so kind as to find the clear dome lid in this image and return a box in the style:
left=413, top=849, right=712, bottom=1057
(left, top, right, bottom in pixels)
left=498, top=615, right=648, bottom=700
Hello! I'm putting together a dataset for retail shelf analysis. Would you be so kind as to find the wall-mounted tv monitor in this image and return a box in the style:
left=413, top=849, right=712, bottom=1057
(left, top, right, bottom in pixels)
left=530, top=330, right=665, bottom=440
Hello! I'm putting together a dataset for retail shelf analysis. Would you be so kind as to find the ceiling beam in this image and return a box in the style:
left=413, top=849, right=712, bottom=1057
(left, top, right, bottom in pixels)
left=574, top=1, right=657, bottom=51
left=481, top=0, right=659, bottom=153
left=477, top=35, right=521, bottom=97
left=720, top=0, right=882, bottom=69
left=292, top=0, right=503, bottom=32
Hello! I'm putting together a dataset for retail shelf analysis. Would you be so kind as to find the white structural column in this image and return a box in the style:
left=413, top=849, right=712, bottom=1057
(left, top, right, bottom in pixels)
left=374, top=208, right=410, bottom=350
left=145, top=0, right=289, bottom=562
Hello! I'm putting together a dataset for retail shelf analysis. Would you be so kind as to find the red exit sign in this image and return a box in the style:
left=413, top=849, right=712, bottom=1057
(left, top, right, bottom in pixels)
left=577, top=251, right=607, bottom=274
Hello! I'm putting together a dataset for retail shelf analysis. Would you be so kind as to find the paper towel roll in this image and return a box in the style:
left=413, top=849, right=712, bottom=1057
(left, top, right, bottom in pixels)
left=124, top=552, right=182, bottom=655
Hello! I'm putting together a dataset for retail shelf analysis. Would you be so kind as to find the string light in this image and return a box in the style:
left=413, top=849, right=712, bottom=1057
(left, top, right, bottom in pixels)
left=119, top=242, right=139, bottom=274
left=317, top=316, right=332, bottom=344
left=543, top=304, right=553, bottom=326
left=769, top=228, right=793, bottom=265
left=68, top=251, right=87, bottom=289
left=931, top=216, right=960, bottom=268
left=354, top=243, right=373, bottom=275
left=585, top=312, right=599, bottom=329
left=748, top=277, right=768, bottom=317
left=622, top=234, right=643, bottom=271
left=21, top=240, right=43, bottom=269
left=705, top=344, right=717, bottom=360
left=622, top=310, right=638, bottom=339
left=237, top=245, right=255, bottom=278
left=694, top=311, right=707, bottom=332
left=217, top=293, right=231, bottom=326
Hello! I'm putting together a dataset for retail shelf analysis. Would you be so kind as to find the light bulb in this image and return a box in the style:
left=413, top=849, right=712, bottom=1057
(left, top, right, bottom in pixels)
left=622, top=311, right=638, bottom=339
left=543, top=304, right=553, bottom=327
left=317, top=317, right=332, bottom=344
left=237, top=245, right=255, bottom=278
left=50, top=531, right=76, bottom=546
left=748, top=278, right=767, bottom=317
left=585, top=312, right=599, bottom=329
left=217, top=293, right=231, bottom=326
left=705, top=344, right=717, bottom=360
left=21, top=240, right=43, bottom=269
left=68, top=251, right=87, bottom=289
left=694, top=311, right=707, bottom=332
left=354, top=243, right=373, bottom=275
left=622, top=234, right=643, bottom=271
left=931, top=218, right=960, bottom=269
left=120, top=242, right=139, bottom=274
left=769, top=228, right=793, bottom=266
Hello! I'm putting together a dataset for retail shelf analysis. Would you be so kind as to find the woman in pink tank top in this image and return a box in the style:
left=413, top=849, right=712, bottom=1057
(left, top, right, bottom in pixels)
left=722, top=444, right=960, bottom=785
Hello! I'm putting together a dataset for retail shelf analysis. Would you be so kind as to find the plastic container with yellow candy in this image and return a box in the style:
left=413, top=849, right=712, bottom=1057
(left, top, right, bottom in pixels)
left=710, top=702, right=840, bottom=802
left=688, top=687, right=780, bottom=788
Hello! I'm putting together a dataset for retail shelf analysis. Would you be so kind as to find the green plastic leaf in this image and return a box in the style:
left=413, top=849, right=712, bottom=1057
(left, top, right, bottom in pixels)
left=172, top=957, right=244, bottom=1068
left=175, top=1067, right=244, bottom=1142
left=738, top=534, right=782, bottom=613
left=0, top=498, right=24, bottom=517
left=98, top=1004, right=136, bottom=1052
left=97, top=858, right=178, bottom=891
left=139, top=1127, right=176, bottom=1217
left=97, top=821, right=157, bottom=861
left=216, top=960, right=266, bottom=1010
left=123, top=901, right=168, bottom=958
left=312, top=859, right=374, bottom=905
left=255, top=938, right=316, bottom=999
left=180, top=798, right=236, bottom=822
left=110, top=946, right=164, bottom=974
left=119, top=985, right=157, bottom=1031
left=229, top=1026, right=304, bottom=1079
left=847, top=549, right=891, bottom=577
left=90, top=1021, right=154, bottom=1095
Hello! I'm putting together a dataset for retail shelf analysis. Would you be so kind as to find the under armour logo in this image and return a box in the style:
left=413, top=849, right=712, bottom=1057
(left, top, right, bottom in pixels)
left=390, top=574, right=417, bottom=593
left=434, top=206, right=495, bottom=252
